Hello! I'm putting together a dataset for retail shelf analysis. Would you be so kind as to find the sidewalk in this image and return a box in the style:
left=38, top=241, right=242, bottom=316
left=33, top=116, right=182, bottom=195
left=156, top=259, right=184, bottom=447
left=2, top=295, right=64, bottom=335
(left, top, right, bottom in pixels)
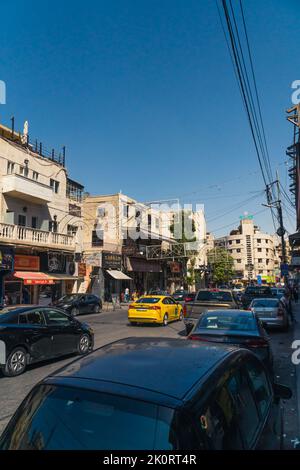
left=292, top=301, right=300, bottom=447
left=102, top=302, right=129, bottom=312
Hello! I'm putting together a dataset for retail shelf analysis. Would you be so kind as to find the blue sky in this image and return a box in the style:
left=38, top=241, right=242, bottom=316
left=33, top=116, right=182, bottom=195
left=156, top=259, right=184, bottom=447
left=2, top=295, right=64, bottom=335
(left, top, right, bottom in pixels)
left=0, top=0, right=299, bottom=236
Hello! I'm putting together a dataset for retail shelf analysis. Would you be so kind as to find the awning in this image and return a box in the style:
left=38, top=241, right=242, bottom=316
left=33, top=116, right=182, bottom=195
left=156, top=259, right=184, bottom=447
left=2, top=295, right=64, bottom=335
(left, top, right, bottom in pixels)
left=126, top=258, right=162, bottom=273
left=106, top=270, right=132, bottom=281
left=14, top=272, right=55, bottom=285
left=48, top=273, right=81, bottom=281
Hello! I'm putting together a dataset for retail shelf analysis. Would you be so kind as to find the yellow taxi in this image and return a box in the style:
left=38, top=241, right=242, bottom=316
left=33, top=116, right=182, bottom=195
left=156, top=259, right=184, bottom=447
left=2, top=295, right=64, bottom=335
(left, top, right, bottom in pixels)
left=128, top=295, right=184, bottom=326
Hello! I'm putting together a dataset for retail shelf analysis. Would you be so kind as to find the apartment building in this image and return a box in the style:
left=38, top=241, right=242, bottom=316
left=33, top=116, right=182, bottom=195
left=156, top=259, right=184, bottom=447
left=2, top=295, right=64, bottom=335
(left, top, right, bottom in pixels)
left=220, top=216, right=277, bottom=282
left=82, top=193, right=179, bottom=298
left=0, top=122, right=84, bottom=305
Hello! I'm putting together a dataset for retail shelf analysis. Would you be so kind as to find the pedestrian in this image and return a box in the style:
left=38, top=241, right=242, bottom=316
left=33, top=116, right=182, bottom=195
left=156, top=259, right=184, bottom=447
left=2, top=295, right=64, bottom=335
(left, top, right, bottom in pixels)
left=293, top=286, right=299, bottom=304
left=125, top=287, right=130, bottom=303
left=283, top=291, right=294, bottom=323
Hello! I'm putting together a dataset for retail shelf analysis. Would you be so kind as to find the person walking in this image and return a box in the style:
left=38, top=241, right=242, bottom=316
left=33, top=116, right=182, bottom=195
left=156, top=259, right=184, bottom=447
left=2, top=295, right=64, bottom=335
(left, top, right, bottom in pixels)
left=125, top=287, right=130, bottom=303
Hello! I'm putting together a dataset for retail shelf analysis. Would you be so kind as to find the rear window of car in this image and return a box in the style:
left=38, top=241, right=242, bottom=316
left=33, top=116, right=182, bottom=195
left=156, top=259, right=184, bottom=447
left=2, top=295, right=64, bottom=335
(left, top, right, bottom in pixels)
left=245, top=287, right=272, bottom=296
left=0, top=385, right=177, bottom=450
left=197, top=312, right=257, bottom=331
left=135, top=297, right=160, bottom=304
left=196, top=291, right=233, bottom=302
left=251, top=299, right=279, bottom=308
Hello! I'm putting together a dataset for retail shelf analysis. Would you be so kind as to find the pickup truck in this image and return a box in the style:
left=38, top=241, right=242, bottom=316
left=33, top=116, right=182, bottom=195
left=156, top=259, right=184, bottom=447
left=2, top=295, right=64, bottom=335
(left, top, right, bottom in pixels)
left=183, top=289, right=239, bottom=335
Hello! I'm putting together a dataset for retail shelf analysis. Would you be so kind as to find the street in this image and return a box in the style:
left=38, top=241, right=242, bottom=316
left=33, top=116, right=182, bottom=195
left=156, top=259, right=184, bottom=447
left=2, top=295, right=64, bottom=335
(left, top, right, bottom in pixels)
left=0, top=305, right=299, bottom=449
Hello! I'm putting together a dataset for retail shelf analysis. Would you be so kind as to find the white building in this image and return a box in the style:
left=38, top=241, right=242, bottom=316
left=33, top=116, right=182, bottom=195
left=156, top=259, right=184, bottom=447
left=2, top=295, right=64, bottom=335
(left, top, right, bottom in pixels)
left=0, top=122, right=84, bottom=305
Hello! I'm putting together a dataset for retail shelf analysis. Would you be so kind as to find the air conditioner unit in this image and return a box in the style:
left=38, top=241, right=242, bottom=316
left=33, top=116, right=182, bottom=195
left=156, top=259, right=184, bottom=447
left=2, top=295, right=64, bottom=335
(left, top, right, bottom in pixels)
left=66, top=261, right=78, bottom=277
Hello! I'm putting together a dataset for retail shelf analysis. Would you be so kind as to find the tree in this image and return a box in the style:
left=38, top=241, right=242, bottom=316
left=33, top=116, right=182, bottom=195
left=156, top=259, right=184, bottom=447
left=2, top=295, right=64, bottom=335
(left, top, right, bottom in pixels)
left=170, top=211, right=197, bottom=289
left=207, top=247, right=235, bottom=285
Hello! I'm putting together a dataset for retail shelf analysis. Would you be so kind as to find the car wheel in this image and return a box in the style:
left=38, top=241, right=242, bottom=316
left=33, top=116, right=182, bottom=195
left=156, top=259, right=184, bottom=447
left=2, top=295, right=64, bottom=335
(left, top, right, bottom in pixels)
left=178, top=310, right=184, bottom=321
left=3, top=347, right=27, bottom=377
left=130, top=321, right=137, bottom=326
left=93, top=304, right=101, bottom=313
left=71, top=307, right=79, bottom=317
left=162, top=314, right=168, bottom=326
left=78, top=334, right=91, bottom=355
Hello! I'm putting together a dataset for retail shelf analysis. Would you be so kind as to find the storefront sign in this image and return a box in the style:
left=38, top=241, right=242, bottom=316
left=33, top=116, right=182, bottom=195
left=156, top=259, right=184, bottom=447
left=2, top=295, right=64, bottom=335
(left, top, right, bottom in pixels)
left=0, top=247, right=14, bottom=271
left=169, top=261, right=181, bottom=273
left=102, top=252, right=122, bottom=270
left=78, top=263, right=86, bottom=277
left=24, top=279, right=55, bottom=285
left=14, top=255, right=40, bottom=271
left=83, top=253, right=101, bottom=267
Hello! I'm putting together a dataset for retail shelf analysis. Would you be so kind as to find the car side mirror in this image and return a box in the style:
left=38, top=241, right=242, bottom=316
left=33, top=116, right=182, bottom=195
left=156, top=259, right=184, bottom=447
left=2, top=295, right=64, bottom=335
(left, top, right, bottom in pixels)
left=273, top=383, right=292, bottom=400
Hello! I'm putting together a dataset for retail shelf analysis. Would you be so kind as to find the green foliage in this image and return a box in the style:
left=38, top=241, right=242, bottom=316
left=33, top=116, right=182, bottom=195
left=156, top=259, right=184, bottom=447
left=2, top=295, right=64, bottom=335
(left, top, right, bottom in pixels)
left=207, top=248, right=235, bottom=284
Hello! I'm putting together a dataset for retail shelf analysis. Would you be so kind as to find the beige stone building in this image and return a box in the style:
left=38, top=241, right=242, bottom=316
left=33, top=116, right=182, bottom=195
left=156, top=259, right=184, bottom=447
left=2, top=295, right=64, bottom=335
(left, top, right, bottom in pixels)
left=219, top=216, right=278, bottom=282
left=0, top=122, right=84, bottom=305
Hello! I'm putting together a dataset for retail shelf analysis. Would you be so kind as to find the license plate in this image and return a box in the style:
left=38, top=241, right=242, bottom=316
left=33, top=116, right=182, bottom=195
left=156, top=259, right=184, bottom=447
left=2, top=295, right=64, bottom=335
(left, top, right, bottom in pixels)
left=137, top=308, right=147, bottom=311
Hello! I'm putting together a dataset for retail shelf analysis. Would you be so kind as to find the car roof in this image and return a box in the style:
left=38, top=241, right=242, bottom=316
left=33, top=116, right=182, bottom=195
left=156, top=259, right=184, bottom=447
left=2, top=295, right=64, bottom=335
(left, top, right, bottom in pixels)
left=201, top=309, right=254, bottom=315
left=47, top=337, right=238, bottom=403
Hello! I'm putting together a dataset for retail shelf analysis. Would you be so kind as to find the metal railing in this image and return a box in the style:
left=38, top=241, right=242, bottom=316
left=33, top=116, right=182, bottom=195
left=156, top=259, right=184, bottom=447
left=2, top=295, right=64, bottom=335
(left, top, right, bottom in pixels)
left=0, top=223, right=75, bottom=247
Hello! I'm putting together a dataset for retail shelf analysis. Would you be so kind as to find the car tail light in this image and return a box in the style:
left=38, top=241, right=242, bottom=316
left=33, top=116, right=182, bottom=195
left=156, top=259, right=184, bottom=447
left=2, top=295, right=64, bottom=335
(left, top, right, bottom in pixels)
left=128, top=304, right=135, bottom=309
left=188, top=334, right=209, bottom=341
left=183, top=304, right=187, bottom=317
left=244, top=338, right=269, bottom=348
left=185, top=297, right=193, bottom=302
left=148, top=305, right=161, bottom=311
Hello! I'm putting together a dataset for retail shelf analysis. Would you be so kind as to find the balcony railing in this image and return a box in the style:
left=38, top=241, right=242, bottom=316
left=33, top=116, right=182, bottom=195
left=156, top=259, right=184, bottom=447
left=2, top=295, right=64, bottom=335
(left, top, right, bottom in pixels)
left=0, top=223, right=76, bottom=249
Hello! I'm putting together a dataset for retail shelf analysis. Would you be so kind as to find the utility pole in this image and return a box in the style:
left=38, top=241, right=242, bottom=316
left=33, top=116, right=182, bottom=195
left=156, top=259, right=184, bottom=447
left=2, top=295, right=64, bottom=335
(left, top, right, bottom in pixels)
left=264, top=173, right=287, bottom=284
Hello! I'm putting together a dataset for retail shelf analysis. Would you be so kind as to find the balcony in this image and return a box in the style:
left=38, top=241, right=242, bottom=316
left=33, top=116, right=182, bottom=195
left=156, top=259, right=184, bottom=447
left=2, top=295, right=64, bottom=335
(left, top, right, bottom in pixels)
left=0, top=223, right=76, bottom=250
left=2, top=173, right=53, bottom=204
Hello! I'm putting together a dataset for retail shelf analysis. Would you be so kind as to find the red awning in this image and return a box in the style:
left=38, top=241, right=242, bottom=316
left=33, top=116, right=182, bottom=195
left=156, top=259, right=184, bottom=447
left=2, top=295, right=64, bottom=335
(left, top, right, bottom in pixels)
left=14, top=272, right=55, bottom=285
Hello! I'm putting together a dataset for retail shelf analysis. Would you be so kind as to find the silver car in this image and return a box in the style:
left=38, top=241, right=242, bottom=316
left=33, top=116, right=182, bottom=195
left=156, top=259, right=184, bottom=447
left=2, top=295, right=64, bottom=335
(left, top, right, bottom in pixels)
left=249, top=297, right=289, bottom=330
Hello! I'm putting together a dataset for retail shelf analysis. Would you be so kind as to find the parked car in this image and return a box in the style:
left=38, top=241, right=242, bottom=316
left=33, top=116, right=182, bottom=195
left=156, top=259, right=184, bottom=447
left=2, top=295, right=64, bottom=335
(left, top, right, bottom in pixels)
left=128, top=295, right=183, bottom=326
left=241, top=286, right=273, bottom=309
left=0, top=306, right=94, bottom=377
left=52, top=293, right=102, bottom=316
left=0, top=337, right=291, bottom=450
left=187, top=309, right=273, bottom=371
left=249, top=298, right=289, bottom=331
left=271, top=287, right=286, bottom=300
left=172, top=292, right=196, bottom=304
left=184, top=289, right=238, bottom=335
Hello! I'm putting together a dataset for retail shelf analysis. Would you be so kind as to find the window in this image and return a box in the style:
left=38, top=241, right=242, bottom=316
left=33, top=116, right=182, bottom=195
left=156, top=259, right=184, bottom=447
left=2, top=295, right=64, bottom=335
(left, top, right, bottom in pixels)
left=49, top=220, right=58, bottom=233
left=228, top=241, right=232, bottom=245
left=7, top=161, right=15, bottom=174
left=44, top=309, right=70, bottom=325
left=19, top=311, right=45, bottom=326
left=123, top=205, right=129, bottom=218
left=257, top=248, right=262, bottom=252
left=92, top=230, right=103, bottom=247
left=155, top=218, right=159, bottom=229
left=31, top=217, right=38, bottom=229
left=246, top=360, right=272, bottom=417
left=67, top=225, right=78, bottom=236
left=50, top=179, right=59, bottom=194
left=97, top=207, right=106, bottom=217
left=18, top=214, right=26, bottom=227
left=236, top=259, right=242, bottom=263
left=236, top=239, right=241, bottom=244
left=265, top=239, right=268, bottom=244
left=258, top=258, right=263, bottom=263
left=200, top=384, right=243, bottom=449
left=237, top=248, right=241, bottom=253
left=227, top=367, right=260, bottom=448
left=257, top=239, right=261, bottom=244
left=0, top=385, right=177, bottom=450
left=32, top=171, right=39, bottom=181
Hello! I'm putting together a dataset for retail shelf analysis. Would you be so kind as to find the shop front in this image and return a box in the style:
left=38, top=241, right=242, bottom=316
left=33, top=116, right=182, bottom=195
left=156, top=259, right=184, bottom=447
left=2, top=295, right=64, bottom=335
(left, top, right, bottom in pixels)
left=125, top=257, right=163, bottom=295
left=4, top=252, right=83, bottom=306
left=102, top=252, right=132, bottom=301
left=0, top=246, right=14, bottom=306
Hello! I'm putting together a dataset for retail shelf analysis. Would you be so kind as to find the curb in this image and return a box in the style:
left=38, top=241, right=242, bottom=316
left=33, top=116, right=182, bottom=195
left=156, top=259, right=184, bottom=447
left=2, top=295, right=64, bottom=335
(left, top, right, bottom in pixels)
left=293, top=302, right=300, bottom=447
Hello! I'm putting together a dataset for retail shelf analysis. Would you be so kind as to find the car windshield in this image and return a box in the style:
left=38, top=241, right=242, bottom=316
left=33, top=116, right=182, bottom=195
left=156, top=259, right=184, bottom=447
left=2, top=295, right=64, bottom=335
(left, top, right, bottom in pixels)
left=197, top=311, right=257, bottom=332
left=135, top=297, right=161, bottom=304
left=245, top=287, right=271, bottom=296
left=252, top=299, right=279, bottom=308
left=59, top=295, right=79, bottom=302
left=197, top=291, right=233, bottom=302
left=0, top=385, right=176, bottom=450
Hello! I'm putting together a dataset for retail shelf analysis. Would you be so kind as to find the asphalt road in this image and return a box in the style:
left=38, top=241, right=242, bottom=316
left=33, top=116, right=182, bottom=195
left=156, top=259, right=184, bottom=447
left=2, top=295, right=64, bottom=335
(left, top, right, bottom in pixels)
left=0, top=305, right=299, bottom=449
